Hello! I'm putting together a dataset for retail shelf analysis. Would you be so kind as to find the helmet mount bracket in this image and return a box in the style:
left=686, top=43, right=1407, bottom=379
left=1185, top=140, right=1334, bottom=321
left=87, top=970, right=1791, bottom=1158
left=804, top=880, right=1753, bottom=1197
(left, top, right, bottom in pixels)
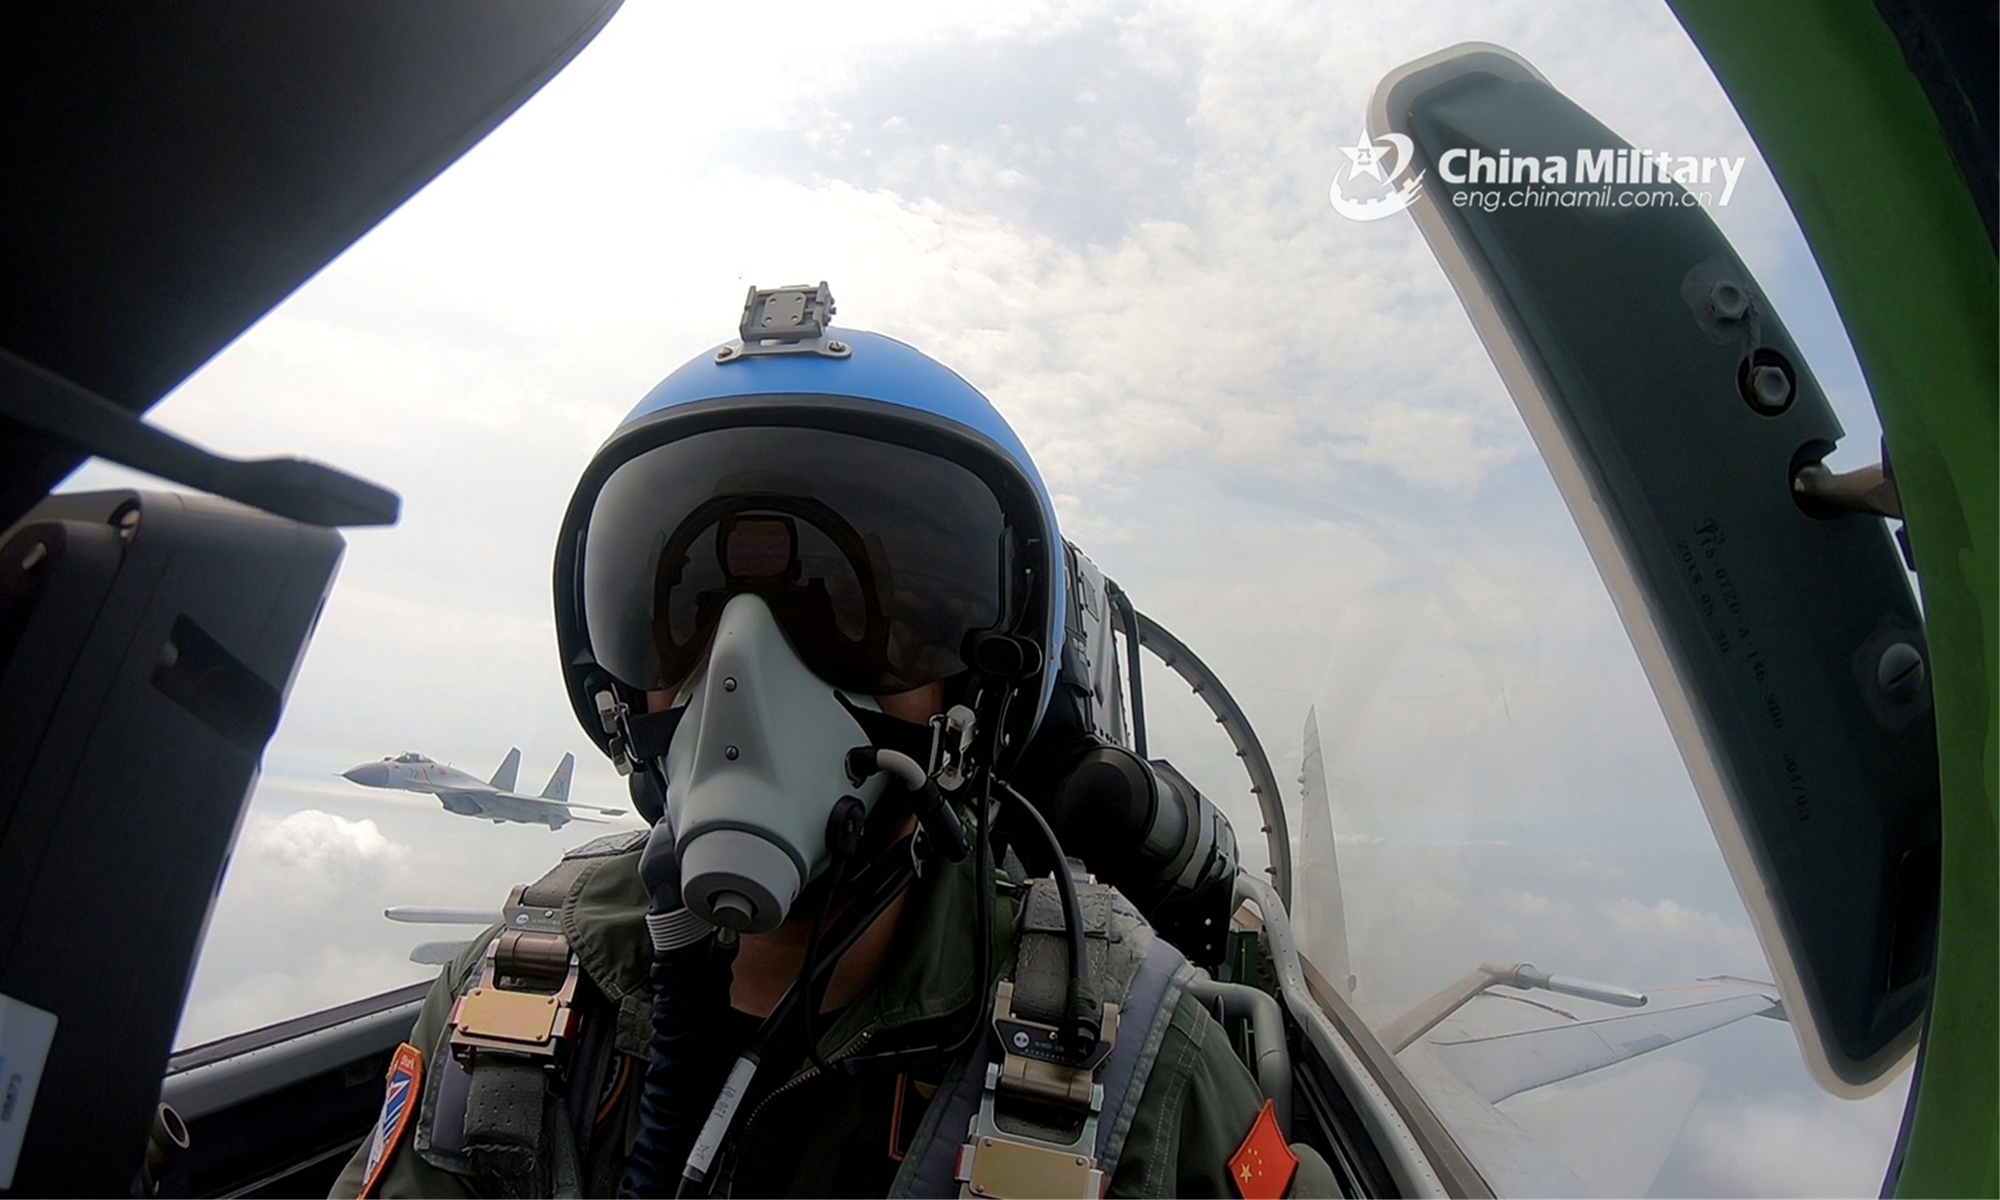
left=714, top=282, right=851, bottom=362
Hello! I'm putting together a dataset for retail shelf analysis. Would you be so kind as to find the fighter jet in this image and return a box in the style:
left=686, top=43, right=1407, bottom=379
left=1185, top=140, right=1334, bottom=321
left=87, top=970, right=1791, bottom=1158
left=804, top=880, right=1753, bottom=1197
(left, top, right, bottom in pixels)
left=340, top=749, right=626, bottom=829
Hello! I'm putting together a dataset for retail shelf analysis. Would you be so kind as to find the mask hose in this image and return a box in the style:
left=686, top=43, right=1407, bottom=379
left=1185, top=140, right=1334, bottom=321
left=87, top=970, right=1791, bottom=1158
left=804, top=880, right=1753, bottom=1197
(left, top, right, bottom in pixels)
left=617, top=818, right=737, bottom=1200
left=670, top=844, right=920, bottom=1198
left=804, top=797, right=867, bottom=1075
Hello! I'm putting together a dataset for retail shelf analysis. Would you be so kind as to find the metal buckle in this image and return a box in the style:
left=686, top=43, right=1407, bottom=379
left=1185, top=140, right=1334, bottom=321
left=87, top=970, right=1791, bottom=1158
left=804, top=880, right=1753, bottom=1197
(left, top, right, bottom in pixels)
left=990, top=980, right=1120, bottom=1104
left=929, top=704, right=978, bottom=793
left=956, top=1063, right=1105, bottom=1198
left=714, top=282, right=852, bottom=362
left=446, top=932, right=581, bottom=1067
left=593, top=688, right=635, bottom=776
left=952, top=979, right=1120, bottom=1197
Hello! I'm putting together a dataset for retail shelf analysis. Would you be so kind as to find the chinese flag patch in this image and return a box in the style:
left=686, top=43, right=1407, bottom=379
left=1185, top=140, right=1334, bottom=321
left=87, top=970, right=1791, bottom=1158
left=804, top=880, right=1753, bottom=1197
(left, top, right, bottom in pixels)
left=1229, top=1099, right=1298, bottom=1199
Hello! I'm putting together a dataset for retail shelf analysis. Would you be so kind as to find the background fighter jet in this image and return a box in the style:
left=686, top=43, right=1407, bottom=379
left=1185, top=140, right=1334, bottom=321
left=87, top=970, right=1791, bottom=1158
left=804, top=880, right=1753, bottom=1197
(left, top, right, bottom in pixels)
left=341, top=749, right=626, bottom=830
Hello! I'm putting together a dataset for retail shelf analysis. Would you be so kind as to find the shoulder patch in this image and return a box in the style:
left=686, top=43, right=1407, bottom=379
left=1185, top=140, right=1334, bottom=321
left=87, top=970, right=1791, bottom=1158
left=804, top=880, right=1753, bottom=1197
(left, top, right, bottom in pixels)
left=1229, top=1099, right=1298, bottom=1200
left=360, top=1042, right=425, bottom=1198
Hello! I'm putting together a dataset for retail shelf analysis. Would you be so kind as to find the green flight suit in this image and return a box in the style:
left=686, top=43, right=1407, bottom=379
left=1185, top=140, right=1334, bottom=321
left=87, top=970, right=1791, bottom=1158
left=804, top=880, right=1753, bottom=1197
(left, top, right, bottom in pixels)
left=332, top=837, right=1338, bottom=1197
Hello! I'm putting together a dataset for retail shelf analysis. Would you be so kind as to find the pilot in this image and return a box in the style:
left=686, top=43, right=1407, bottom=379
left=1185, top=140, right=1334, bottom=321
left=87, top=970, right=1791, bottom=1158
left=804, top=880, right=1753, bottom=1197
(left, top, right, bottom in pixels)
left=332, top=284, right=1336, bottom=1198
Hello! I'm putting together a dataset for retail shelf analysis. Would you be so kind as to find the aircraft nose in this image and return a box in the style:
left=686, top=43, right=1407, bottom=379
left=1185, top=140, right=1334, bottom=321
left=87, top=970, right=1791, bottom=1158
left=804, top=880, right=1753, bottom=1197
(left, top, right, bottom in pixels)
left=342, top=763, right=388, bottom=787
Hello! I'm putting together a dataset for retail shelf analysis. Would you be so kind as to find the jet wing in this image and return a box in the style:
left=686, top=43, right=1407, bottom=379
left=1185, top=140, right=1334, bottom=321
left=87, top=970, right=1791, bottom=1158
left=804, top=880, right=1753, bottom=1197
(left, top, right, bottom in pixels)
left=1425, top=985, right=1780, bottom=1104
left=1500, top=1056, right=1708, bottom=1198
left=495, top=790, right=627, bottom=817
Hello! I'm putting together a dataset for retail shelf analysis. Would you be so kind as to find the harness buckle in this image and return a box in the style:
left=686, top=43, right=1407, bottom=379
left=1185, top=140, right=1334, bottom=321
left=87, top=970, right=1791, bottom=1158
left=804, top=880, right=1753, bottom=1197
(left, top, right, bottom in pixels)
left=446, top=892, right=583, bottom=1068
left=956, top=1061, right=1105, bottom=1199
left=952, top=979, right=1121, bottom=1197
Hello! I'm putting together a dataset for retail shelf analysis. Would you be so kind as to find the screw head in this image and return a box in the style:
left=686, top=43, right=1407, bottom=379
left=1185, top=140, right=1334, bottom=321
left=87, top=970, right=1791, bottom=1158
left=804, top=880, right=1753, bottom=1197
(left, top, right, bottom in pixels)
left=723, top=676, right=737, bottom=692
left=1746, top=364, right=1793, bottom=412
left=1708, top=280, right=1751, bottom=321
left=827, top=340, right=847, bottom=353
left=724, top=745, right=740, bottom=761
left=1877, top=642, right=1926, bottom=701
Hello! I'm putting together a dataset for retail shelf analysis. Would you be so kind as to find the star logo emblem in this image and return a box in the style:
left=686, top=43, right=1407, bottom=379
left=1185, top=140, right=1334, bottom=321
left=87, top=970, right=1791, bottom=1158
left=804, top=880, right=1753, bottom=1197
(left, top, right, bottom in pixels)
left=1329, top=131, right=1425, bottom=222
left=1340, top=134, right=1394, bottom=182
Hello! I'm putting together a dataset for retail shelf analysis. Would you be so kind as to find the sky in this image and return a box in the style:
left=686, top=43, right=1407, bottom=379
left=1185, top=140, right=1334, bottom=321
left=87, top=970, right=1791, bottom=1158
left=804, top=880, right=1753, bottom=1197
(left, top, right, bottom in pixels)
left=61, top=1, right=1913, bottom=1194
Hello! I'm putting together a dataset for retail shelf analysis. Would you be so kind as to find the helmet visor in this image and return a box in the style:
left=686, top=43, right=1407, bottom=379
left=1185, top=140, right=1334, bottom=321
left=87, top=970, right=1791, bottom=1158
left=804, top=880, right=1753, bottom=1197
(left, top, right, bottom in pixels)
left=583, top=425, right=1010, bottom=695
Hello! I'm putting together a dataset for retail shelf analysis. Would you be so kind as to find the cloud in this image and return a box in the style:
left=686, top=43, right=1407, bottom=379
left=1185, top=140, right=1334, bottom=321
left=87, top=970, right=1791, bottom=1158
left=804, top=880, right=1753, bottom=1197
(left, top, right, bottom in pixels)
left=176, top=798, right=604, bottom=1048
left=1675, top=1088, right=1909, bottom=1198
left=245, top=809, right=405, bottom=874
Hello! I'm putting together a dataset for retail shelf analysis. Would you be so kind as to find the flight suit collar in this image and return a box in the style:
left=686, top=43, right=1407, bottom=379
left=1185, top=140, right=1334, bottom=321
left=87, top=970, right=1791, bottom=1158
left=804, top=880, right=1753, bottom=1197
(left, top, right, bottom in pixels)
left=554, top=835, right=997, bottom=1060
left=810, top=850, right=989, bottom=1057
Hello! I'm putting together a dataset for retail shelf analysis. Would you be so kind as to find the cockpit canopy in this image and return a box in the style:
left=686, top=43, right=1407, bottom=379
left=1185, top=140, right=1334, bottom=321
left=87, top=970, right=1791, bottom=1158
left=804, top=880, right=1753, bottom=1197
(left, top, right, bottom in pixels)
left=390, top=752, right=432, bottom=764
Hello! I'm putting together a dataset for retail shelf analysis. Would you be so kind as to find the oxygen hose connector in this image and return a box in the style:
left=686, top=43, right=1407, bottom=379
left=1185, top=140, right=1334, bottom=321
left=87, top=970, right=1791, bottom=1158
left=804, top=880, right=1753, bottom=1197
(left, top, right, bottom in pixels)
left=846, top=746, right=969, bottom=861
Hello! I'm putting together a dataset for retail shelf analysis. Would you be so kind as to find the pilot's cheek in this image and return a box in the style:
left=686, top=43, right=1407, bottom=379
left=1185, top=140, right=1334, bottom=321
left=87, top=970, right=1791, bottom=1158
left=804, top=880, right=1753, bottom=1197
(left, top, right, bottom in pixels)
left=875, top=681, right=945, bottom=725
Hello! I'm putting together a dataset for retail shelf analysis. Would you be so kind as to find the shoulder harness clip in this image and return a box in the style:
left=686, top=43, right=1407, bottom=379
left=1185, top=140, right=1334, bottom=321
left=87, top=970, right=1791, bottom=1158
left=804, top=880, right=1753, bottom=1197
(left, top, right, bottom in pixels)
left=445, top=884, right=584, bottom=1069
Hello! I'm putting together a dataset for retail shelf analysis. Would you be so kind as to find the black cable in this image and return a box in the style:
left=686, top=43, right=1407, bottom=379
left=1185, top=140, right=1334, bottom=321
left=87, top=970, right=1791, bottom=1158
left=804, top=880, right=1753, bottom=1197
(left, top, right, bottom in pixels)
left=759, top=848, right=918, bottom=1058
left=681, top=683, right=1022, bottom=1196
left=820, top=687, right=1010, bottom=1080
left=620, top=934, right=737, bottom=1199
left=802, top=853, right=852, bottom=1075
left=998, top=779, right=1100, bottom=1054
left=672, top=854, right=919, bottom=1199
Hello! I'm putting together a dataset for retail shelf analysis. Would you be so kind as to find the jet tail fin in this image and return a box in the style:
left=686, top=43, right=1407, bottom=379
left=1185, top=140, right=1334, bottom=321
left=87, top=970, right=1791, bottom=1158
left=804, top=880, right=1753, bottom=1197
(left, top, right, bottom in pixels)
left=1296, top=707, right=1355, bottom=996
left=489, top=747, right=521, bottom=792
left=540, top=752, right=575, bottom=802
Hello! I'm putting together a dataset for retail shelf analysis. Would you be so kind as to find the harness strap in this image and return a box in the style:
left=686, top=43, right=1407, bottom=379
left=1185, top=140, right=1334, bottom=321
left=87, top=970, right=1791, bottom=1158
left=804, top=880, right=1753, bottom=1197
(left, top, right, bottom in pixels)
left=891, top=930, right=1190, bottom=1198
left=1095, top=942, right=1194, bottom=1173
left=461, top=1059, right=546, bottom=1196
left=417, top=831, right=646, bottom=1186
left=1012, top=871, right=1126, bottom=1024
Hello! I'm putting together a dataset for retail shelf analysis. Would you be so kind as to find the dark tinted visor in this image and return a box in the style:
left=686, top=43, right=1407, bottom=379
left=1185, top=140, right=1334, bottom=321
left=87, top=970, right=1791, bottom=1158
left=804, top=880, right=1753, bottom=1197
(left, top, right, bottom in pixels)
left=583, top=426, right=1009, bottom=694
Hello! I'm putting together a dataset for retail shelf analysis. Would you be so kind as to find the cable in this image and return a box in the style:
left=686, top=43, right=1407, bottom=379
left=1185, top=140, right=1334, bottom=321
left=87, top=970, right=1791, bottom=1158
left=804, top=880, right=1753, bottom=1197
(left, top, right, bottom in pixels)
left=820, top=687, right=1010, bottom=1081
left=671, top=847, right=920, bottom=1198
left=998, top=780, right=1101, bottom=1054
left=802, top=855, right=853, bottom=1074
left=674, top=687, right=1019, bottom=1193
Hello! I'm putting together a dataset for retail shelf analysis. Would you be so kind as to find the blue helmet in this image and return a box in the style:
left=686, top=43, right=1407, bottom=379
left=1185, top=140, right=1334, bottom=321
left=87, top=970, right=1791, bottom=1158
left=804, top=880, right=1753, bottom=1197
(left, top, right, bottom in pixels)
left=554, top=283, right=1066, bottom=776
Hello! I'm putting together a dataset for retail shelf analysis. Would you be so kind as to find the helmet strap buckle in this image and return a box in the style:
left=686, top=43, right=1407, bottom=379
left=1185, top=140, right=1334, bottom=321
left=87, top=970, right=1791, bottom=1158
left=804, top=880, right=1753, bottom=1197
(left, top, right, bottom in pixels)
left=928, top=704, right=979, bottom=793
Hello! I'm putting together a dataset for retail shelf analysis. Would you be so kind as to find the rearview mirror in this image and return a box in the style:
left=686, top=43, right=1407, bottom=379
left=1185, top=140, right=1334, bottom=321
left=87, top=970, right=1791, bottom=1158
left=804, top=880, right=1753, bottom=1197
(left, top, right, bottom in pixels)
left=1370, top=44, right=1939, bottom=1096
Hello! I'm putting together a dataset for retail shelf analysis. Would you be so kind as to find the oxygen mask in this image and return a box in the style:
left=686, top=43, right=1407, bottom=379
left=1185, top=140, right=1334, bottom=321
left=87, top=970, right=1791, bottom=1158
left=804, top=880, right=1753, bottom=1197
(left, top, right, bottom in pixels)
left=665, top=592, right=887, bottom=934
